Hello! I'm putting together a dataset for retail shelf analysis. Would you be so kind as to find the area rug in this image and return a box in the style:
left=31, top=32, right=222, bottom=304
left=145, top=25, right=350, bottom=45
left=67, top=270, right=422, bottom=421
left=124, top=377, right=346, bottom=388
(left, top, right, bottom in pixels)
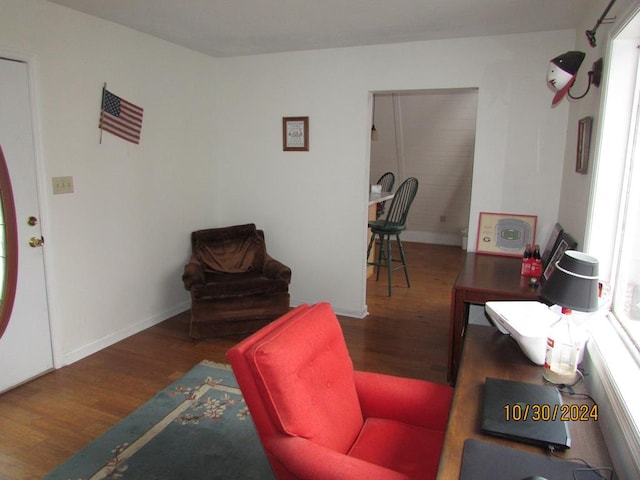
left=44, top=361, right=274, bottom=479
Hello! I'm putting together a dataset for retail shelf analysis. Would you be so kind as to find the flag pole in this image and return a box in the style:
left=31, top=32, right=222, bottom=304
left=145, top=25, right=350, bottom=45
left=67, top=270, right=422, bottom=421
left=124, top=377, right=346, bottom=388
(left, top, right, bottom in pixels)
left=99, top=82, right=107, bottom=144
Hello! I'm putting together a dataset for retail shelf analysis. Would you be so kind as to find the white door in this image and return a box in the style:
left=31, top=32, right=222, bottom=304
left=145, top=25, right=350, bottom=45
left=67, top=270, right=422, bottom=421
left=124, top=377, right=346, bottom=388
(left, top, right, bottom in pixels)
left=0, top=57, right=53, bottom=392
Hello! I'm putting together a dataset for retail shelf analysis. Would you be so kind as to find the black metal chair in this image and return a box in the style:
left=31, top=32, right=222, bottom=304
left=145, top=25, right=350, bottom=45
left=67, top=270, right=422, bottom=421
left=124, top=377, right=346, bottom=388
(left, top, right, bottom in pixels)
left=367, top=177, right=419, bottom=296
left=375, top=171, right=395, bottom=219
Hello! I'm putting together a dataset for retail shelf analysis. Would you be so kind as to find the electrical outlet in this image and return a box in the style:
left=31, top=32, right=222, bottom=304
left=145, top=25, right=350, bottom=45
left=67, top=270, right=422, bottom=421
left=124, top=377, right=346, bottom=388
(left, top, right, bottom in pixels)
left=52, top=176, right=74, bottom=194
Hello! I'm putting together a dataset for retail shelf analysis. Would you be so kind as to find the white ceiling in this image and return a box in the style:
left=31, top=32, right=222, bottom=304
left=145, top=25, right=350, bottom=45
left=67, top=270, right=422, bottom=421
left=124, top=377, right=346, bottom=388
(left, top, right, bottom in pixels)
left=46, top=0, right=584, bottom=58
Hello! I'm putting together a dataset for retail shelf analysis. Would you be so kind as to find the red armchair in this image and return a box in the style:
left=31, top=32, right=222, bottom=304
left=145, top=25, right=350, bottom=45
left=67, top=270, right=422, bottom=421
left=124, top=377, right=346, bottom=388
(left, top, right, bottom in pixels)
left=226, top=302, right=453, bottom=480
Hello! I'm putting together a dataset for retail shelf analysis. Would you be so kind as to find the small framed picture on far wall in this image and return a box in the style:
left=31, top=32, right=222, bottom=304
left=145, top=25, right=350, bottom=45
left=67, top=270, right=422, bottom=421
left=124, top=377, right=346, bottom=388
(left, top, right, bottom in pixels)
left=282, top=116, right=309, bottom=151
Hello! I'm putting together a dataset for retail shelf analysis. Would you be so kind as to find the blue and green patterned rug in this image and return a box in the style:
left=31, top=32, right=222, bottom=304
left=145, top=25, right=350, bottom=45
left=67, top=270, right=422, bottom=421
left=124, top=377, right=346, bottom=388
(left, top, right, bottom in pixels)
left=44, top=361, right=274, bottom=480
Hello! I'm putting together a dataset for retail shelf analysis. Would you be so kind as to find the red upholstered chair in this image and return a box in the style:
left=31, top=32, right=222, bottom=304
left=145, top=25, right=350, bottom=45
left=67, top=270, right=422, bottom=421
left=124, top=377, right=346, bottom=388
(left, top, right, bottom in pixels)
left=226, top=302, right=454, bottom=480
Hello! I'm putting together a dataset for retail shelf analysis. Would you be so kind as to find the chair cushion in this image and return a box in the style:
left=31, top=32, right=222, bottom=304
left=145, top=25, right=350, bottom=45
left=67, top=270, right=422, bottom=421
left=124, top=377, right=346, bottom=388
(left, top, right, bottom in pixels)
left=369, top=220, right=406, bottom=234
left=192, top=272, right=288, bottom=300
left=193, top=224, right=266, bottom=273
left=247, top=303, right=364, bottom=453
left=348, top=418, right=445, bottom=480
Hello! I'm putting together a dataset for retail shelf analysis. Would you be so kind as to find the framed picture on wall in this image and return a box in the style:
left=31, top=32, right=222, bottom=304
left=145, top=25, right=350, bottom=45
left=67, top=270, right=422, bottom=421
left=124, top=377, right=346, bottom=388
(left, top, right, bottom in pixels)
left=282, top=116, right=309, bottom=151
left=541, top=223, right=563, bottom=268
left=576, top=116, right=592, bottom=174
left=475, top=212, right=537, bottom=257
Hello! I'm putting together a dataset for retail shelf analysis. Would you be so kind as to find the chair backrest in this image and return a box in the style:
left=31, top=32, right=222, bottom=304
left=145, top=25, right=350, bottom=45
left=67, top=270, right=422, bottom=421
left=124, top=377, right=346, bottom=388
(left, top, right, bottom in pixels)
left=226, top=303, right=364, bottom=462
left=381, top=177, right=419, bottom=228
left=191, top=223, right=266, bottom=273
left=376, top=171, right=395, bottom=192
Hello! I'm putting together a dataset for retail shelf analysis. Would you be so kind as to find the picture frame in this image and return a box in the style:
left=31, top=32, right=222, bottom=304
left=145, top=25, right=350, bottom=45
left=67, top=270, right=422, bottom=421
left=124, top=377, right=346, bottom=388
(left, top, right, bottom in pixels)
left=475, top=212, right=537, bottom=257
left=282, top=116, right=309, bottom=151
left=541, top=222, right=563, bottom=268
left=543, top=231, right=578, bottom=281
left=576, top=116, right=592, bottom=174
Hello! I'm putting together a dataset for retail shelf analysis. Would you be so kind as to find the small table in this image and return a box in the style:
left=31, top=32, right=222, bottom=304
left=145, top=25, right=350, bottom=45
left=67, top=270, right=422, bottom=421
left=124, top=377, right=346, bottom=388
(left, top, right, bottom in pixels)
left=448, top=253, right=540, bottom=384
left=437, top=324, right=613, bottom=479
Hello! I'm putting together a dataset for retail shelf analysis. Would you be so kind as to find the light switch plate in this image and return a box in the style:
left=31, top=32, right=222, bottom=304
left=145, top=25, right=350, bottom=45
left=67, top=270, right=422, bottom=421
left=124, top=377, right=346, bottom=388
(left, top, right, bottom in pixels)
left=52, top=176, right=74, bottom=194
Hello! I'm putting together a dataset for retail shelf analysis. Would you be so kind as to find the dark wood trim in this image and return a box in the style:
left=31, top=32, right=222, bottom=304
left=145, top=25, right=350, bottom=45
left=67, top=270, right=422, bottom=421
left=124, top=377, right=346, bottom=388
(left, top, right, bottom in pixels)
left=0, top=145, right=19, bottom=340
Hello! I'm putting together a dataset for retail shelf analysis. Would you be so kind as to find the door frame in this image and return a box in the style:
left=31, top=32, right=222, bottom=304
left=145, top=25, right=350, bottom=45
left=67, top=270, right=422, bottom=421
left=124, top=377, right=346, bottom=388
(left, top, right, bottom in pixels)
left=1, top=49, right=59, bottom=367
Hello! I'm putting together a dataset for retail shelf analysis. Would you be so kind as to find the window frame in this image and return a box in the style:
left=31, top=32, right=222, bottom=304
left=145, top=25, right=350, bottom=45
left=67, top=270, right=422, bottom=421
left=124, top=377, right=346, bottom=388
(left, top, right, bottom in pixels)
left=584, top=2, right=640, bottom=477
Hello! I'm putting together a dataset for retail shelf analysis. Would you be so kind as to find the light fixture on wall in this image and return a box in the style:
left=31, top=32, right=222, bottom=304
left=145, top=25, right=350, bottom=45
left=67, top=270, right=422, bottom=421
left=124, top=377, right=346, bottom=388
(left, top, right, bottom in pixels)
left=547, top=51, right=603, bottom=107
left=371, top=94, right=378, bottom=141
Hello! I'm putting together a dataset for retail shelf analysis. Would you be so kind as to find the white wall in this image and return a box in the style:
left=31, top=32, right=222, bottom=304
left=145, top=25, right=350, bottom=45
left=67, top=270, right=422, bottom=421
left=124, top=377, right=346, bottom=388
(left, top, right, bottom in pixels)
left=215, top=31, right=574, bottom=316
left=0, top=0, right=219, bottom=364
left=0, top=0, right=577, bottom=365
left=557, top=0, right=636, bottom=249
left=556, top=0, right=618, bottom=248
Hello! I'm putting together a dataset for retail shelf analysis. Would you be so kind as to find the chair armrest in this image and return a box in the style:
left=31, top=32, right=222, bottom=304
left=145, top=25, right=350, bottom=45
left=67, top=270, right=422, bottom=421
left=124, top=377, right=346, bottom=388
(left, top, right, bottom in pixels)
left=354, top=370, right=453, bottom=432
left=268, top=436, right=408, bottom=480
left=182, top=256, right=205, bottom=290
left=263, top=254, right=292, bottom=283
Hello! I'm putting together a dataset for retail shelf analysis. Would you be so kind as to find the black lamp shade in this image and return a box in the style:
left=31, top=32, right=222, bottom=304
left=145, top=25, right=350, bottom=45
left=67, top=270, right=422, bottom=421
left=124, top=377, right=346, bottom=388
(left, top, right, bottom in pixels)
left=541, top=250, right=599, bottom=312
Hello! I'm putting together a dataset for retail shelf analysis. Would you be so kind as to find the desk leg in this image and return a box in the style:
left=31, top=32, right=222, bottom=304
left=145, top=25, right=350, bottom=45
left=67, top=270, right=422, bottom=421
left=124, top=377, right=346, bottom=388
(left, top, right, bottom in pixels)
left=448, top=287, right=468, bottom=385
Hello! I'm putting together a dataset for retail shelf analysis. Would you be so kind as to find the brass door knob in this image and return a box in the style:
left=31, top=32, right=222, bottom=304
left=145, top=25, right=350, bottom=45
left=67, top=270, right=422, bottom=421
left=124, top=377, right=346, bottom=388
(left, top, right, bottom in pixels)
left=29, top=236, right=45, bottom=248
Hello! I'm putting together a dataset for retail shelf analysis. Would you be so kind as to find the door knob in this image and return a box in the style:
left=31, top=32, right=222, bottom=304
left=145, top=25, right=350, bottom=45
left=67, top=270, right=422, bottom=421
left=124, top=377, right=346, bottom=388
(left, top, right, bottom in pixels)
left=29, top=236, right=45, bottom=248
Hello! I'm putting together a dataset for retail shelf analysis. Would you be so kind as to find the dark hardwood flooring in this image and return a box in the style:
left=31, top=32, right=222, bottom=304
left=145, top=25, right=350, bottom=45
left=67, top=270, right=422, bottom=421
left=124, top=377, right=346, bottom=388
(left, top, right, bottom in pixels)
left=0, top=242, right=465, bottom=479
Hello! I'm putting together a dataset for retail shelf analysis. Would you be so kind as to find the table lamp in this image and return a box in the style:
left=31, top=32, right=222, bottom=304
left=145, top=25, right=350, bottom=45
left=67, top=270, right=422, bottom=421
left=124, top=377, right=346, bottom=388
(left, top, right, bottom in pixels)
left=540, top=250, right=600, bottom=384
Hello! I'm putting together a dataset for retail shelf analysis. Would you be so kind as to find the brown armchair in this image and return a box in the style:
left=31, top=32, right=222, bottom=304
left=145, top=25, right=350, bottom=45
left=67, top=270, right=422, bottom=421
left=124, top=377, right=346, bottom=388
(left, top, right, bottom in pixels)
left=182, top=223, right=291, bottom=339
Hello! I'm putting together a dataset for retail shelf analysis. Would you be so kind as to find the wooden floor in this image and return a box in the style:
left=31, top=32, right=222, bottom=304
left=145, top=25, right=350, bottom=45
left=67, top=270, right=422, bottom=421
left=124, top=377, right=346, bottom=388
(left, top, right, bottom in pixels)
left=0, top=242, right=465, bottom=479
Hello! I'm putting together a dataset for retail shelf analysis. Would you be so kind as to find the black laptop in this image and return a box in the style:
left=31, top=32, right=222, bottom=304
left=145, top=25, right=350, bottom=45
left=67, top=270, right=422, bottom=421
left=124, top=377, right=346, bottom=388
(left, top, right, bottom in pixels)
left=480, top=377, right=571, bottom=450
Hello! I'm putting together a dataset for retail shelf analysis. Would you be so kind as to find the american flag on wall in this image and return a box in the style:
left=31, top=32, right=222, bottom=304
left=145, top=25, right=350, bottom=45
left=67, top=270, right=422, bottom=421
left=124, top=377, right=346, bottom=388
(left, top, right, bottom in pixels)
left=99, top=88, right=144, bottom=144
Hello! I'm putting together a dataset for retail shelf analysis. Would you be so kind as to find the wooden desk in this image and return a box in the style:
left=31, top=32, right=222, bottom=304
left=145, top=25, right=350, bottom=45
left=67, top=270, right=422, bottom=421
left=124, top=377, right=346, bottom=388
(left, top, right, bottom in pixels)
left=437, top=325, right=613, bottom=479
left=448, top=253, right=540, bottom=384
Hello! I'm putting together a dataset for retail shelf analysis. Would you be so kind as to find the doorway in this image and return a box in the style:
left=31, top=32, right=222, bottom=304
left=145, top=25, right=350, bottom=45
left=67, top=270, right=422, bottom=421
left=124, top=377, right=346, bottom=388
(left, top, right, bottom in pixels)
left=370, top=89, right=478, bottom=247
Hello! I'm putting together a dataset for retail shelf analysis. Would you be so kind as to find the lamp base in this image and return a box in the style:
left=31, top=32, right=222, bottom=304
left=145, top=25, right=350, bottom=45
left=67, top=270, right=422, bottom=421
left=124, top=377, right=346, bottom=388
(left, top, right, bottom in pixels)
left=542, top=309, right=585, bottom=386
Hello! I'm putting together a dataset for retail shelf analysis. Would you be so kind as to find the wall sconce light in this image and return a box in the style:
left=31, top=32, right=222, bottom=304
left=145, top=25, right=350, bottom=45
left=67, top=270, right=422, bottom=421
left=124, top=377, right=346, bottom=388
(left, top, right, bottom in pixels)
left=547, top=51, right=603, bottom=107
left=371, top=95, right=378, bottom=141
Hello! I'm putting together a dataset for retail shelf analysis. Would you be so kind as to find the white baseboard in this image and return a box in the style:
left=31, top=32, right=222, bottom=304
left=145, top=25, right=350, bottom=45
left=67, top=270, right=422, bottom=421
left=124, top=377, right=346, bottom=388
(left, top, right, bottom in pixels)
left=334, top=305, right=368, bottom=319
left=291, top=299, right=367, bottom=319
left=61, top=300, right=191, bottom=366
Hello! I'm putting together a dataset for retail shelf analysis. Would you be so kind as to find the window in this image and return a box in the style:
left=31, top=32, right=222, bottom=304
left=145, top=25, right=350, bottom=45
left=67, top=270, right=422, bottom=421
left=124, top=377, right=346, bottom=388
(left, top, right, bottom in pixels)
left=586, top=4, right=640, bottom=477
left=590, top=11, right=640, bottom=360
left=612, top=89, right=640, bottom=355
